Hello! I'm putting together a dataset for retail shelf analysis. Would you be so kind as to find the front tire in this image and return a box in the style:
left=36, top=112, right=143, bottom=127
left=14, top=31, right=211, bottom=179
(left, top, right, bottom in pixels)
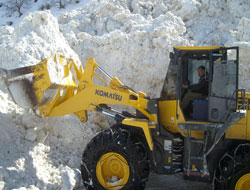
left=81, top=125, right=150, bottom=190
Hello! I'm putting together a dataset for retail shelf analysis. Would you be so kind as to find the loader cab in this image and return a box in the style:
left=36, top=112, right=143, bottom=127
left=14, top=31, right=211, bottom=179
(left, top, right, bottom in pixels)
left=161, top=46, right=239, bottom=123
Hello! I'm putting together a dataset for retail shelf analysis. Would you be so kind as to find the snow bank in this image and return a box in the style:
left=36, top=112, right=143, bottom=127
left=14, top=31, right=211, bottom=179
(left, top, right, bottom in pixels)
left=0, top=0, right=250, bottom=189
left=0, top=11, right=79, bottom=69
left=164, top=0, right=250, bottom=45
left=0, top=10, right=94, bottom=190
left=226, top=17, right=250, bottom=91
left=58, top=0, right=189, bottom=97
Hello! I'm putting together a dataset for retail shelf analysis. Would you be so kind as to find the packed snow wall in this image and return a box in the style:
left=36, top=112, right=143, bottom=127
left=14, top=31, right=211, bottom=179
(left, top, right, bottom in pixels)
left=0, top=0, right=250, bottom=189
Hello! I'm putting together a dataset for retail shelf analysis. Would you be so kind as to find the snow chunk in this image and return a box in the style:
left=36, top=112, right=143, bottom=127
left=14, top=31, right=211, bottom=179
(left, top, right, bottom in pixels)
left=227, top=0, right=250, bottom=19
left=0, top=181, right=5, bottom=190
left=0, top=26, right=14, bottom=36
left=0, top=11, right=80, bottom=69
left=107, top=176, right=123, bottom=188
left=61, top=166, right=81, bottom=190
left=25, top=128, right=38, bottom=142
left=177, top=0, right=200, bottom=21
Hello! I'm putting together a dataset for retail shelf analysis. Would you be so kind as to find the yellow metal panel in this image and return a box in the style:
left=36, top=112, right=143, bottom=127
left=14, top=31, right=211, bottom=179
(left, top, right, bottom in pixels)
left=245, top=93, right=250, bottom=140
left=168, top=157, right=171, bottom=163
left=226, top=124, right=247, bottom=140
left=247, top=111, right=250, bottom=140
left=110, top=77, right=124, bottom=90
left=32, top=61, right=51, bottom=104
left=74, top=110, right=88, bottom=123
left=81, top=58, right=98, bottom=83
left=129, top=99, right=154, bottom=122
left=226, top=93, right=250, bottom=140
left=32, top=54, right=83, bottom=108
left=158, top=100, right=180, bottom=133
left=122, top=118, right=154, bottom=151
left=159, top=100, right=208, bottom=139
left=48, top=84, right=131, bottom=117
left=38, top=88, right=61, bottom=116
left=225, top=92, right=250, bottom=140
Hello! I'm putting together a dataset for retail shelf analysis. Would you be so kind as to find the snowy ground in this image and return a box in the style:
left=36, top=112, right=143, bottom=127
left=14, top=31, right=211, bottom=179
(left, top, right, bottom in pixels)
left=146, top=173, right=211, bottom=190
left=0, top=0, right=250, bottom=189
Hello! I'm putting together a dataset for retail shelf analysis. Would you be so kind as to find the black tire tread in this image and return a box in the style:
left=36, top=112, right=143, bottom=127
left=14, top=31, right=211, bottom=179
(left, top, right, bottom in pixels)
left=81, top=125, right=150, bottom=190
left=213, top=143, right=250, bottom=190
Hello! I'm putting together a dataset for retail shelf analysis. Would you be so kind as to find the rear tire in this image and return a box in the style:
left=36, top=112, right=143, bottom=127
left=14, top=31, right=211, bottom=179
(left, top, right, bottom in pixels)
left=228, top=166, right=250, bottom=190
left=81, top=125, right=150, bottom=190
left=213, top=143, right=250, bottom=190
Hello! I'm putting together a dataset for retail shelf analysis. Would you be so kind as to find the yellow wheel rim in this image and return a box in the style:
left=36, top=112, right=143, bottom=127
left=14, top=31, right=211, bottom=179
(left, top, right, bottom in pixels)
left=96, top=152, right=130, bottom=190
left=235, top=173, right=250, bottom=190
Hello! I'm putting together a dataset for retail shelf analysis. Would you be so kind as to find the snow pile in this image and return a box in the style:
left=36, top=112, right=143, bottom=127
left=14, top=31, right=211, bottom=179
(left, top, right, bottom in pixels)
left=57, top=0, right=250, bottom=94
left=226, top=17, right=250, bottom=91
left=0, top=11, right=79, bottom=69
left=227, top=0, right=250, bottom=19
left=0, top=10, right=95, bottom=190
left=0, top=0, right=250, bottom=189
left=164, top=0, right=250, bottom=45
left=58, top=0, right=190, bottom=97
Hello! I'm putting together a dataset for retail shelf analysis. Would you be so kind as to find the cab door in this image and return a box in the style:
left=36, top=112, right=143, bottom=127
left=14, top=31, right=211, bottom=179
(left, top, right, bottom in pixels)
left=208, top=47, right=239, bottom=122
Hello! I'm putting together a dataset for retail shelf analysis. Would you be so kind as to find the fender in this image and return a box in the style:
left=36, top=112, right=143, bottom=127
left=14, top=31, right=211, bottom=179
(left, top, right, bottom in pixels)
left=122, top=118, right=156, bottom=151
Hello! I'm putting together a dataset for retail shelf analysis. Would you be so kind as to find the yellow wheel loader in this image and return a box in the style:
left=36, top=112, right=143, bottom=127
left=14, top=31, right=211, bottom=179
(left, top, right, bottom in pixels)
left=1, top=46, right=250, bottom=190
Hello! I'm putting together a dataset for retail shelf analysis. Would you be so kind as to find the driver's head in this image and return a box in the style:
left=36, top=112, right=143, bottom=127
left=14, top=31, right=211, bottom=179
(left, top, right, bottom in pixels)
left=197, top=66, right=206, bottom=77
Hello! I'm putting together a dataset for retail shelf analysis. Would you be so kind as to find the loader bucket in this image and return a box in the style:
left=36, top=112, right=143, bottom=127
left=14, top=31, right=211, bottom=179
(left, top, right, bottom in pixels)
left=0, top=54, right=83, bottom=110
left=8, top=79, right=37, bottom=108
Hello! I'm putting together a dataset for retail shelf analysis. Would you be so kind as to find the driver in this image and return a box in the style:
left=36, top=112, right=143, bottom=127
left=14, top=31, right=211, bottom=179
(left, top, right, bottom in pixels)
left=181, top=65, right=209, bottom=112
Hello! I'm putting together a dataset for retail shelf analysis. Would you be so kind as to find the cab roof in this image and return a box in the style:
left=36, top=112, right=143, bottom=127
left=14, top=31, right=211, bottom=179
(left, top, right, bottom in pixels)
left=174, top=46, right=223, bottom=51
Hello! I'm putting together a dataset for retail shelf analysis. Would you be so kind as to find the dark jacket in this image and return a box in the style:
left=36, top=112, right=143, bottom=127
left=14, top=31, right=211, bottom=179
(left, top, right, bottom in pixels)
left=188, top=74, right=209, bottom=96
